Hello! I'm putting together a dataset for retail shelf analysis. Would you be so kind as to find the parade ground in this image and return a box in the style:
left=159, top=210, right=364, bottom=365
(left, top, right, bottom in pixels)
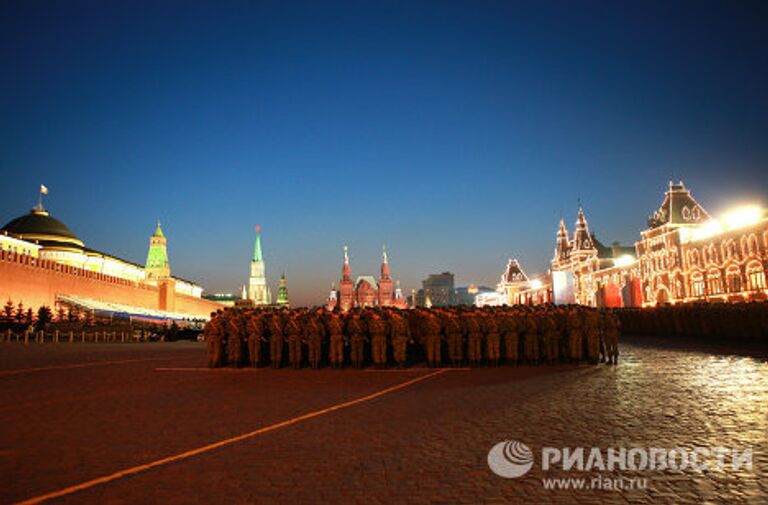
left=1, top=339, right=766, bottom=504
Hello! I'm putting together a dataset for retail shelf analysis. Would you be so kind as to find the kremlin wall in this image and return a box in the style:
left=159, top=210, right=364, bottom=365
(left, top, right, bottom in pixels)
left=0, top=204, right=221, bottom=321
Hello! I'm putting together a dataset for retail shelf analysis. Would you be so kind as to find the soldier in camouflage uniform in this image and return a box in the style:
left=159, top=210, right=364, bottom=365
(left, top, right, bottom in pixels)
left=389, top=310, right=410, bottom=368
left=521, top=310, right=539, bottom=364
left=246, top=311, right=264, bottom=367
left=443, top=311, right=464, bottom=366
left=304, top=311, right=324, bottom=369
left=462, top=311, right=483, bottom=366
left=206, top=311, right=225, bottom=368
left=226, top=311, right=245, bottom=367
left=268, top=314, right=284, bottom=368
left=584, top=308, right=602, bottom=364
left=285, top=314, right=303, bottom=369
left=540, top=310, right=559, bottom=365
left=368, top=312, right=389, bottom=368
left=566, top=307, right=584, bottom=363
left=499, top=310, right=519, bottom=365
left=423, top=312, right=442, bottom=367
left=603, top=309, right=620, bottom=365
left=326, top=312, right=345, bottom=368
left=347, top=311, right=367, bottom=368
left=481, top=311, right=501, bottom=366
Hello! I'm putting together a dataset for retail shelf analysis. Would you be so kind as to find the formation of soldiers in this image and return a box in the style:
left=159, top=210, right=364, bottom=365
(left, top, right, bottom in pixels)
left=204, top=305, right=621, bottom=369
left=619, top=301, right=768, bottom=342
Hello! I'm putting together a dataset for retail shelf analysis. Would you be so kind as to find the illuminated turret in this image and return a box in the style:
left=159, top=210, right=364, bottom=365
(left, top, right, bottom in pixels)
left=338, top=245, right=354, bottom=311
left=276, top=272, right=290, bottom=307
left=247, top=225, right=271, bottom=305
left=554, top=218, right=570, bottom=262
left=381, top=245, right=391, bottom=280
left=572, top=207, right=595, bottom=252
left=145, top=221, right=170, bottom=279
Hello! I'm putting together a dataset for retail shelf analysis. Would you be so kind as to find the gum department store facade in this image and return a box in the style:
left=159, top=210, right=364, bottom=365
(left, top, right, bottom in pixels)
left=504, top=182, right=768, bottom=308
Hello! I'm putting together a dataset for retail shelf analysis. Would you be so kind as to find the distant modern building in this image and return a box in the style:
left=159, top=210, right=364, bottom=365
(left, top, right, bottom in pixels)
left=327, top=245, right=407, bottom=311
left=247, top=226, right=271, bottom=305
left=414, top=272, right=455, bottom=307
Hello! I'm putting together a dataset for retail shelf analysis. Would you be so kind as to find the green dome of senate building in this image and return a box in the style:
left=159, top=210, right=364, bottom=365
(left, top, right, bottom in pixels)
left=1, top=207, right=84, bottom=249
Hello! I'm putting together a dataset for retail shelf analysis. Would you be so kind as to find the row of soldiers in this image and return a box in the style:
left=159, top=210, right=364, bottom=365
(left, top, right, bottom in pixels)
left=619, top=301, right=768, bottom=342
left=204, top=305, right=621, bottom=369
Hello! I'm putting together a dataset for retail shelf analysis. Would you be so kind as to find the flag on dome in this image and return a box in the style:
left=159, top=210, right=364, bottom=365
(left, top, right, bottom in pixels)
left=40, top=184, right=48, bottom=195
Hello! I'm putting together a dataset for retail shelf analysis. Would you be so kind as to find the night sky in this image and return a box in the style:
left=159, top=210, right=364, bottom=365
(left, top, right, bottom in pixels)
left=2, top=1, right=767, bottom=306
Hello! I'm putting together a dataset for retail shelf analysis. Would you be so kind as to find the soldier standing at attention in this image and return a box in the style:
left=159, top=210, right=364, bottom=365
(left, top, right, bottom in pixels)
left=422, top=311, right=442, bottom=367
left=206, top=311, right=225, bottom=368
left=540, top=310, right=559, bottom=365
left=604, top=310, right=620, bottom=365
left=584, top=308, right=602, bottom=364
left=326, top=311, right=345, bottom=368
left=268, top=314, right=284, bottom=368
left=368, top=312, right=388, bottom=367
left=226, top=311, right=245, bottom=367
left=245, top=311, right=264, bottom=367
left=285, top=313, right=303, bottom=369
left=499, top=310, right=519, bottom=365
left=566, top=307, right=584, bottom=363
left=462, top=311, right=483, bottom=366
left=389, top=310, right=410, bottom=368
left=481, top=311, right=501, bottom=366
left=443, top=311, right=464, bottom=366
left=304, top=311, right=324, bottom=369
left=521, top=309, right=539, bottom=365
left=347, top=311, right=367, bottom=368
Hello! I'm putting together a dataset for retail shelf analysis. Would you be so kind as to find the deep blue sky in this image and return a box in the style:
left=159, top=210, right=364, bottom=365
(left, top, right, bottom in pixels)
left=2, top=1, right=767, bottom=306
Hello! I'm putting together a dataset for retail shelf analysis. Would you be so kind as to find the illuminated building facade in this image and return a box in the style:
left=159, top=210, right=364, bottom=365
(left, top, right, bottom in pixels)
left=637, top=182, right=767, bottom=305
left=494, top=259, right=546, bottom=306
left=512, top=181, right=768, bottom=307
left=327, top=245, right=407, bottom=311
left=548, top=206, right=641, bottom=307
left=0, top=202, right=218, bottom=319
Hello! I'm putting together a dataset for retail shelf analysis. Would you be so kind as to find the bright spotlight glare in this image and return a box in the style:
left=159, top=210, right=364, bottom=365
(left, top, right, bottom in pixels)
left=613, top=255, right=635, bottom=267
left=722, top=205, right=762, bottom=230
left=530, top=279, right=543, bottom=289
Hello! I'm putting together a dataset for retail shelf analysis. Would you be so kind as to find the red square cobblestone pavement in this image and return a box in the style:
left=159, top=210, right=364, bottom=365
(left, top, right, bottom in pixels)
left=1, top=338, right=766, bottom=504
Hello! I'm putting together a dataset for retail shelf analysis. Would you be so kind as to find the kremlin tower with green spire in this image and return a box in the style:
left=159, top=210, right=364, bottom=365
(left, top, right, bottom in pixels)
left=145, top=221, right=170, bottom=279
left=247, top=225, right=271, bottom=305
left=276, top=272, right=290, bottom=307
